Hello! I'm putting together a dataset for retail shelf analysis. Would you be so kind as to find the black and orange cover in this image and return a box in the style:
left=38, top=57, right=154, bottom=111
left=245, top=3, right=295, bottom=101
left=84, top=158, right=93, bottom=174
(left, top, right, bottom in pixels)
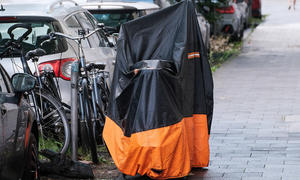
left=103, top=1, right=214, bottom=178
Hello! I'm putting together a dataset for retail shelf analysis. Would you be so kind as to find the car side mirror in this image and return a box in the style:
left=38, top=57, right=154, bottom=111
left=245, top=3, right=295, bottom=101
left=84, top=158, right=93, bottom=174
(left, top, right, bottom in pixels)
left=11, top=73, right=36, bottom=93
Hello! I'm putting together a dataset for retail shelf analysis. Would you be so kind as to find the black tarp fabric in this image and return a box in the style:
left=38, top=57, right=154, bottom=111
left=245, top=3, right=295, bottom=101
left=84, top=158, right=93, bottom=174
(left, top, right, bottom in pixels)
left=103, top=1, right=214, bottom=178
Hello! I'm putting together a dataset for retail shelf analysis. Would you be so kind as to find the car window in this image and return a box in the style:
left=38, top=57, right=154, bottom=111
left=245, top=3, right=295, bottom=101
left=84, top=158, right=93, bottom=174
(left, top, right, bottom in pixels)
left=0, top=18, right=68, bottom=57
left=65, top=15, right=90, bottom=48
left=85, top=12, right=110, bottom=47
left=90, top=10, right=139, bottom=32
left=0, top=70, right=8, bottom=93
left=75, top=12, right=101, bottom=48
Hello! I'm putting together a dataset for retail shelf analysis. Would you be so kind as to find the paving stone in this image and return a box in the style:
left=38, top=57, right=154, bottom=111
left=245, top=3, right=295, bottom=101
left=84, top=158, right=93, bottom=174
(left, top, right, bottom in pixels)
left=244, top=168, right=264, bottom=173
left=191, top=0, right=300, bottom=178
left=242, top=178, right=280, bottom=180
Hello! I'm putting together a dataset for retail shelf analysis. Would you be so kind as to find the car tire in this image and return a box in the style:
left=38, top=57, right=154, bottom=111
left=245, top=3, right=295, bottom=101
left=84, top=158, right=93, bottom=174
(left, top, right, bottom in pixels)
left=22, top=134, right=39, bottom=180
left=238, top=27, right=244, bottom=41
left=230, top=27, right=243, bottom=42
left=230, top=32, right=238, bottom=42
left=207, top=41, right=211, bottom=60
left=257, top=13, right=262, bottom=19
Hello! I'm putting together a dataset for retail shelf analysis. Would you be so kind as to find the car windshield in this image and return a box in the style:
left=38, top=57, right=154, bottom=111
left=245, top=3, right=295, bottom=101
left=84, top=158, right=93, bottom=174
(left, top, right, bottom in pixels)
left=0, top=17, right=67, bottom=58
left=90, top=10, right=144, bottom=32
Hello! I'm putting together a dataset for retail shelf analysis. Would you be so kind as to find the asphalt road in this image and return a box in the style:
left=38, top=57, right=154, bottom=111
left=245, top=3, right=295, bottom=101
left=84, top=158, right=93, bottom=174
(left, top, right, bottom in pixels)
left=190, top=0, right=300, bottom=179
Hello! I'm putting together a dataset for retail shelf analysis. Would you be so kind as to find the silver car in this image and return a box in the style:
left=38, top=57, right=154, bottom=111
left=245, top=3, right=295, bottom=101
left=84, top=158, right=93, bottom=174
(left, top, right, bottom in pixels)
left=80, top=0, right=159, bottom=34
left=195, top=2, right=211, bottom=55
left=0, top=0, right=116, bottom=105
left=214, top=0, right=244, bottom=41
left=236, top=0, right=250, bottom=28
left=156, top=0, right=211, bottom=55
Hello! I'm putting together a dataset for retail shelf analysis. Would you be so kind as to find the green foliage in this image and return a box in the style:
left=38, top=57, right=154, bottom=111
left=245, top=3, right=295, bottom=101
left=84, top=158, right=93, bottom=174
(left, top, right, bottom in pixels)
left=209, top=40, right=242, bottom=72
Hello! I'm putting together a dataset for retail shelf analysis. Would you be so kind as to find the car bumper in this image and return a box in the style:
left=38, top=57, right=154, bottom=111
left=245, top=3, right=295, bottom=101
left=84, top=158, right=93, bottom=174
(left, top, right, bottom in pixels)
left=216, top=18, right=239, bottom=34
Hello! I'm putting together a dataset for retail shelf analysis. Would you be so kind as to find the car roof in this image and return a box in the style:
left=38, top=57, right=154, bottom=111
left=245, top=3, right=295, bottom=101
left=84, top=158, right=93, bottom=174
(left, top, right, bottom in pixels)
left=79, top=0, right=159, bottom=10
left=0, top=0, right=85, bottom=18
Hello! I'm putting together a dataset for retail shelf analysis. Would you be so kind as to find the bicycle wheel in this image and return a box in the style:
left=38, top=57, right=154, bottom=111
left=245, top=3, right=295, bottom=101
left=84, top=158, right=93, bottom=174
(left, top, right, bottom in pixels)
left=92, top=101, right=105, bottom=145
left=80, top=79, right=98, bottom=163
left=91, top=77, right=109, bottom=145
left=34, top=90, right=70, bottom=155
left=96, top=76, right=110, bottom=115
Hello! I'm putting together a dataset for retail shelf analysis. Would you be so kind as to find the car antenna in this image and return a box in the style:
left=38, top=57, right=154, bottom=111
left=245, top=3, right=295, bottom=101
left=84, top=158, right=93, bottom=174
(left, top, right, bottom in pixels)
left=0, top=0, right=5, bottom=12
left=0, top=5, right=4, bottom=11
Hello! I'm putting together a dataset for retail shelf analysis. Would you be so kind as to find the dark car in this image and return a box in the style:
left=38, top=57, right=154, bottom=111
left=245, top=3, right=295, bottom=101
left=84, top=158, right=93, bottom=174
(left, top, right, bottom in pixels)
left=252, top=0, right=261, bottom=18
left=0, top=66, right=38, bottom=180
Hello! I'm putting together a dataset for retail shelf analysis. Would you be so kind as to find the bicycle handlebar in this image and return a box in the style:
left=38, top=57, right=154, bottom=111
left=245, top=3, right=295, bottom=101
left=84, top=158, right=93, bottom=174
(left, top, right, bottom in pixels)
left=8, top=23, right=32, bottom=43
left=49, top=28, right=101, bottom=42
left=0, top=24, right=32, bottom=58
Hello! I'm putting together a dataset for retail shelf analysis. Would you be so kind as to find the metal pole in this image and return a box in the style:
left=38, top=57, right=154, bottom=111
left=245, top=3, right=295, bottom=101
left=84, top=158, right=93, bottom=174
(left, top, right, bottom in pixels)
left=71, top=61, right=79, bottom=161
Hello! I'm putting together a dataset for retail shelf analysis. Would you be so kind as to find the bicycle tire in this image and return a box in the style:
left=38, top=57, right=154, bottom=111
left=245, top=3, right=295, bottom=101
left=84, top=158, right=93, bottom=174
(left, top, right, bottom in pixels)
left=40, top=73, right=61, bottom=102
left=34, top=90, right=70, bottom=155
left=93, top=103, right=105, bottom=145
left=96, top=76, right=110, bottom=115
left=91, top=76, right=109, bottom=145
left=81, top=79, right=98, bottom=163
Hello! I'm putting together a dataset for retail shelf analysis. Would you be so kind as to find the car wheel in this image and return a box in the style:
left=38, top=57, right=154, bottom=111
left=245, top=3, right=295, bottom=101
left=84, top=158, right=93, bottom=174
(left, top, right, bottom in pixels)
left=207, top=41, right=211, bottom=60
left=257, top=13, right=262, bottom=19
left=230, top=26, right=242, bottom=42
left=239, top=26, right=244, bottom=41
left=22, top=134, right=39, bottom=180
left=230, top=32, right=238, bottom=42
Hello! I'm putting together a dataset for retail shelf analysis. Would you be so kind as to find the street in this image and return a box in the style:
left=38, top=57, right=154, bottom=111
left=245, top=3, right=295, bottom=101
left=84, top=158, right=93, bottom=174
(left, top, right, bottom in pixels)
left=190, top=0, right=300, bottom=179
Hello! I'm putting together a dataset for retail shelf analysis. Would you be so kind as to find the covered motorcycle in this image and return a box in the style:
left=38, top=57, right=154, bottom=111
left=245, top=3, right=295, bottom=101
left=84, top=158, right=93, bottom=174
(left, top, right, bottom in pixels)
left=103, top=0, right=214, bottom=179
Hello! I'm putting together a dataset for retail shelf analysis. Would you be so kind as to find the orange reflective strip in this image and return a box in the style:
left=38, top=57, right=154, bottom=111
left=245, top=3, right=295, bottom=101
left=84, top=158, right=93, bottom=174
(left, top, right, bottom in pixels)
left=103, top=114, right=210, bottom=179
left=188, top=52, right=200, bottom=59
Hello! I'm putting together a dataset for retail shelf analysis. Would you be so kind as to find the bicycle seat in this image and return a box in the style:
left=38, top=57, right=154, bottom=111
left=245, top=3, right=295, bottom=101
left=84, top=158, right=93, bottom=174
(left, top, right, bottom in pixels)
left=25, top=48, right=46, bottom=61
left=86, top=63, right=106, bottom=71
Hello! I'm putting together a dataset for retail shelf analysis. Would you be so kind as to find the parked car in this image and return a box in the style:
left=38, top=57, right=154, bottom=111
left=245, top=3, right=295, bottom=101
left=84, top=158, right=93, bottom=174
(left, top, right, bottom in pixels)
left=214, top=0, right=244, bottom=41
left=156, top=0, right=211, bottom=55
left=194, top=1, right=211, bottom=55
left=196, top=11, right=211, bottom=55
left=0, top=66, right=38, bottom=180
left=251, top=0, right=261, bottom=18
left=0, top=0, right=116, bottom=106
left=235, top=0, right=250, bottom=28
left=80, top=0, right=160, bottom=34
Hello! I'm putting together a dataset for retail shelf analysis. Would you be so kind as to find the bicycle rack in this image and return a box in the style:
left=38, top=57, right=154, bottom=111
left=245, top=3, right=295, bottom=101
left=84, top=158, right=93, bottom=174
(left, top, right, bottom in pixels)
left=71, top=61, right=79, bottom=161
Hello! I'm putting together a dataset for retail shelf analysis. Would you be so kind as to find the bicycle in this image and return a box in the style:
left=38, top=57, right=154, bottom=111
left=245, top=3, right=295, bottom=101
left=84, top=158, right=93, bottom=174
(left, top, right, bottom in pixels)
left=48, top=28, right=110, bottom=163
left=0, top=23, right=70, bottom=156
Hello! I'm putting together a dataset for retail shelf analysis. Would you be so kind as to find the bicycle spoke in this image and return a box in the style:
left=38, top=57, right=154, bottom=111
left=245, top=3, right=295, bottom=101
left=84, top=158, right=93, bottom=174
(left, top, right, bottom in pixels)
left=42, top=114, right=61, bottom=127
left=34, top=92, right=70, bottom=155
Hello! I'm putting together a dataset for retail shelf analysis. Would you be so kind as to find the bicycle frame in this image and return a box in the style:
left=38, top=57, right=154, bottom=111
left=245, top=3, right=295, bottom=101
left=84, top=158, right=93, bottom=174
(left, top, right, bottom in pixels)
left=51, top=28, right=106, bottom=114
left=2, top=24, right=70, bottom=154
left=51, top=28, right=109, bottom=163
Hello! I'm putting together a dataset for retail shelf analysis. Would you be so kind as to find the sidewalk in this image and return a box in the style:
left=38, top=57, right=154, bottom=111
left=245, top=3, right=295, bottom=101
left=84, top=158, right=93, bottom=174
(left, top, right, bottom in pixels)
left=191, top=0, right=300, bottom=179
